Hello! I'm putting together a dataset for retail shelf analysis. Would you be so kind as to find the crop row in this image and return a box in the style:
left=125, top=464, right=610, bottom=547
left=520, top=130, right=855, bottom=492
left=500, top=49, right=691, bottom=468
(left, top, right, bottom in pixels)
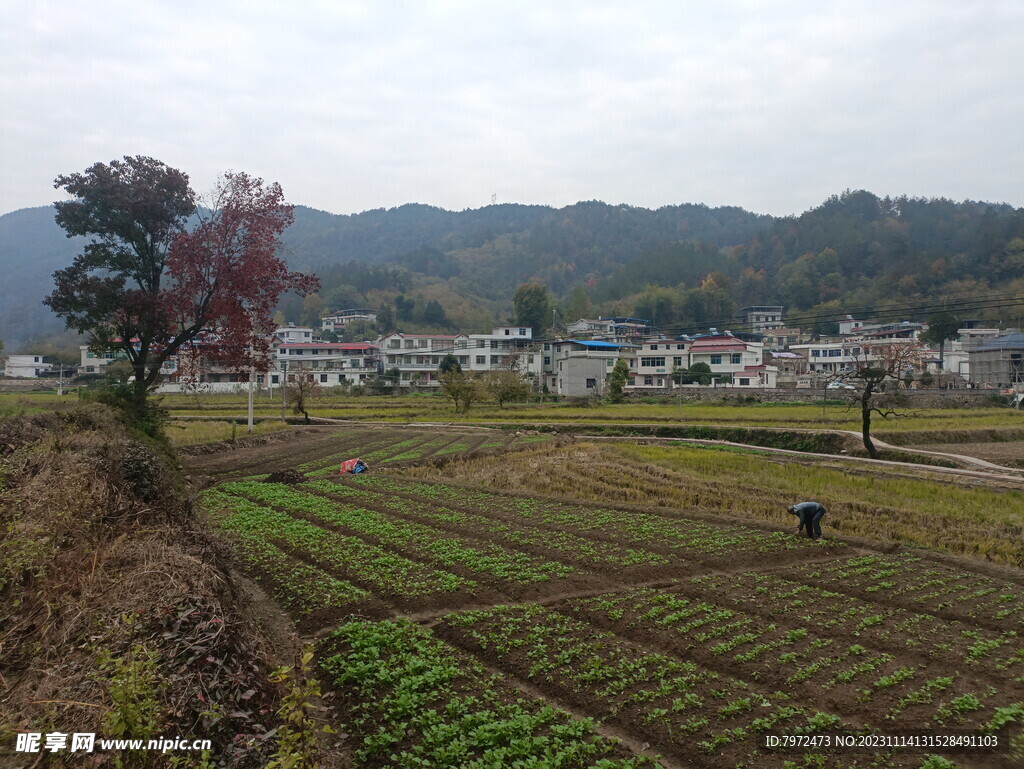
left=683, top=571, right=1024, bottom=677
left=436, top=603, right=857, bottom=766
left=564, top=583, right=1022, bottom=727
left=201, top=488, right=468, bottom=600
left=202, top=490, right=369, bottom=615
left=319, top=618, right=655, bottom=768
left=221, top=481, right=576, bottom=584
left=296, top=431, right=431, bottom=473
left=321, top=474, right=816, bottom=560
left=300, top=479, right=670, bottom=570
left=777, top=554, right=1024, bottom=630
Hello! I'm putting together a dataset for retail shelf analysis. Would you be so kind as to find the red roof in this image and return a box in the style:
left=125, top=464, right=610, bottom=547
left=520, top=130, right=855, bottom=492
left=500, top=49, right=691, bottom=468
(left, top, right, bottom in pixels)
left=278, top=343, right=378, bottom=350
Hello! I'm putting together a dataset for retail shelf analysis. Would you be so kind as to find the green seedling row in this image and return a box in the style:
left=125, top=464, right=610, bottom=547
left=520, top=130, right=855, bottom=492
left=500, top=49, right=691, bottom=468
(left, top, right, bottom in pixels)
left=438, top=603, right=848, bottom=761
left=203, top=488, right=467, bottom=598
left=200, top=490, right=368, bottom=613
left=319, top=618, right=657, bottom=769
left=302, top=479, right=669, bottom=569
left=222, top=480, right=575, bottom=584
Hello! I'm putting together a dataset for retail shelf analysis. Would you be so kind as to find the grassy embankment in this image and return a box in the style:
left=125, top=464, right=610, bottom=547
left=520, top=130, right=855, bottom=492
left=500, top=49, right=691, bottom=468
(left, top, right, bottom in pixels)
left=0, top=404, right=311, bottom=767
left=399, top=440, right=1024, bottom=567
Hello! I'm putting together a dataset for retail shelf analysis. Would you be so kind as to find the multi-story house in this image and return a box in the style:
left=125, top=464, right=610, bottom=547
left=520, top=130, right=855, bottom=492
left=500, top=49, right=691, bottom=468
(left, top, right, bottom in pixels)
left=624, top=339, right=690, bottom=390
left=464, top=326, right=541, bottom=376
left=548, top=339, right=630, bottom=396
left=741, top=306, right=784, bottom=333
left=321, top=308, right=378, bottom=332
left=5, top=354, right=56, bottom=378
left=687, top=334, right=773, bottom=386
left=379, top=332, right=468, bottom=387
left=274, top=341, right=380, bottom=387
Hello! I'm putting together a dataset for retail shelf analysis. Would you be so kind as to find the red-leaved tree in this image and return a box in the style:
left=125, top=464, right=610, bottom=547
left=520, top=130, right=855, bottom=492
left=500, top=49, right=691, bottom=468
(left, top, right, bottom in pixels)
left=46, top=156, right=317, bottom=420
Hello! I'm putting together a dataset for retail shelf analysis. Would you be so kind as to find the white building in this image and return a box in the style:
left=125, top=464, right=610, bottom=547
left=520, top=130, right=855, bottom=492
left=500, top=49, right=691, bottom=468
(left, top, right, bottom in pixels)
left=321, top=308, right=377, bottom=332
left=5, top=354, right=53, bottom=378
left=548, top=339, right=628, bottom=396
left=379, top=332, right=468, bottom=387
left=625, top=339, right=690, bottom=390
left=741, top=306, right=784, bottom=333
left=274, top=341, right=380, bottom=387
left=687, top=334, right=776, bottom=387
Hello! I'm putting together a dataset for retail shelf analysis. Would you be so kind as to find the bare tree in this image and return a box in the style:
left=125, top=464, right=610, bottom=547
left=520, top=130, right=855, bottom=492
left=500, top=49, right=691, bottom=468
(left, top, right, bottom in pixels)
left=847, top=340, right=925, bottom=458
left=288, top=374, right=321, bottom=424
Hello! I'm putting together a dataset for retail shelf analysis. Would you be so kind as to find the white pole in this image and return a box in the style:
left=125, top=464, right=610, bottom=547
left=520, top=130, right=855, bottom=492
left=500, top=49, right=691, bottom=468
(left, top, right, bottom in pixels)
left=247, top=345, right=255, bottom=433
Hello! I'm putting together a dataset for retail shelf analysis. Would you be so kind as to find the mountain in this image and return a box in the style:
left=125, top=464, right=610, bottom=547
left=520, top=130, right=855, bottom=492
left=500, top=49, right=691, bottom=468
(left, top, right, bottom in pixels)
left=2, top=192, right=1022, bottom=350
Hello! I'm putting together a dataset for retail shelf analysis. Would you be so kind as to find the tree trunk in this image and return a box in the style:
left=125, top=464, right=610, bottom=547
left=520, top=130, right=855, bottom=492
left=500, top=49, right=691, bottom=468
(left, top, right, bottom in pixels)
left=861, top=391, right=878, bottom=459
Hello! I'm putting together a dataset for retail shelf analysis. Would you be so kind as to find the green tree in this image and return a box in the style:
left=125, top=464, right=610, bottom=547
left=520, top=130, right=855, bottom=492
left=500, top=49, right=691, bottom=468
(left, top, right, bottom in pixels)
left=437, top=353, right=462, bottom=375
left=439, top=369, right=480, bottom=414
left=566, top=284, right=592, bottom=321
left=607, top=358, right=629, bottom=402
left=512, top=283, right=552, bottom=337
left=684, top=362, right=713, bottom=385
left=920, top=311, right=960, bottom=373
left=482, top=369, right=532, bottom=408
left=376, top=303, right=395, bottom=333
left=422, top=299, right=449, bottom=327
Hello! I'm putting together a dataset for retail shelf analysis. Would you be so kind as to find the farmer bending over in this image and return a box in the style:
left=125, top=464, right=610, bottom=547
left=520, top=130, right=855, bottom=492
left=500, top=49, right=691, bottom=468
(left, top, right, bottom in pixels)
left=788, top=502, right=826, bottom=540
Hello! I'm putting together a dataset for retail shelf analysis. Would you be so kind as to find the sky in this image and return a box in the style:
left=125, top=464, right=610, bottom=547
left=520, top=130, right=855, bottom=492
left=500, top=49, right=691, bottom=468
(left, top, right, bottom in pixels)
left=2, top=0, right=1022, bottom=218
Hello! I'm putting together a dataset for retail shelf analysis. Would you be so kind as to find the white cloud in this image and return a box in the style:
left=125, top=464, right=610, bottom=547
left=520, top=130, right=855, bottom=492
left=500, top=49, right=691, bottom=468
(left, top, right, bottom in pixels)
left=1, top=0, right=1021, bottom=217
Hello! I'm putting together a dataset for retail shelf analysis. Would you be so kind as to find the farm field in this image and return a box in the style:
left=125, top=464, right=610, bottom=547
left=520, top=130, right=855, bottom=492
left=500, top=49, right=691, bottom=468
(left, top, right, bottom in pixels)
left=184, top=425, right=551, bottom=482
left=194, top=428, right=1024, bottom=768
left=145, top=390, right=1024, bottom=434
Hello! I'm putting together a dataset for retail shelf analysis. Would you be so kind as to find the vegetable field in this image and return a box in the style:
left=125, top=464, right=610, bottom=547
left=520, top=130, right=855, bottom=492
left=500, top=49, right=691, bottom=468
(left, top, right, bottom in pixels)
left=195, top=429, right=1024, bottom=768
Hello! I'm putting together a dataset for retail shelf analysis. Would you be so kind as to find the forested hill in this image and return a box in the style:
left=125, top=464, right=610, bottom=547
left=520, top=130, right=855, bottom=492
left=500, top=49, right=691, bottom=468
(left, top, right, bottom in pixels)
left=2, top=192, right=1023, bottom=350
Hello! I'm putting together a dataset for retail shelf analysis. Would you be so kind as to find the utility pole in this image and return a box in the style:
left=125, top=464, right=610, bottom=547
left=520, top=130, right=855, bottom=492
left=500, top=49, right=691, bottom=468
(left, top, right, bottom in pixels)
left=247, top=344, right=255, bottom=433
left=280, top=360, right=288, bottom=421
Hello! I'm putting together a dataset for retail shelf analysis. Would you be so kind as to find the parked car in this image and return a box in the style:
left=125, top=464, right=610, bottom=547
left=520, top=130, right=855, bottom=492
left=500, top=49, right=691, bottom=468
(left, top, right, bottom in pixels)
left=826, top=381, right=856, bottom=390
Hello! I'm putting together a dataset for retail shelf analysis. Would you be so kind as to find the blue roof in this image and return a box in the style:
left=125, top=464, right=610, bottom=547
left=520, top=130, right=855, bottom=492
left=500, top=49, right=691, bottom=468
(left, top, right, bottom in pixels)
left=564, top=339, right=621, bottom=349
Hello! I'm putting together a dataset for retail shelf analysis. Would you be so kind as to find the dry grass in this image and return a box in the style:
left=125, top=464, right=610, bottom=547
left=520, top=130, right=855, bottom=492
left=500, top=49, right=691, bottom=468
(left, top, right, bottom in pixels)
left=397, top=441, right=1024, bottom=567
left=0, top=406, right=286, bottom=767
left=167, top=419, right=292, bottom=447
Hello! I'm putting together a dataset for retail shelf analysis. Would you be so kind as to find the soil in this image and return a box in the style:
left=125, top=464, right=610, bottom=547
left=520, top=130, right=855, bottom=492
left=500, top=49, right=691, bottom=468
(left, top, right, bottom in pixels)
left=915, top=441, right=1024, bottom=468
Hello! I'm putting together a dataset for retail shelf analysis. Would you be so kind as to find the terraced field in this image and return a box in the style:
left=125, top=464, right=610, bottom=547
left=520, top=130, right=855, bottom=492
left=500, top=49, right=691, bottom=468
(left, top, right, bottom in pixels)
left=195, top=429, right=1024, bottom=768
left=185, top=425, right=551, bottom=481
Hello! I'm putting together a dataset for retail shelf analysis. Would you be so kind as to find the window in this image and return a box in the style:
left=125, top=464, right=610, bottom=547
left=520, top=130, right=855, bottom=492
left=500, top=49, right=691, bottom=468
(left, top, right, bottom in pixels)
left=490, top=356, right=501, bottom=365
left=271, top=375, right=279, bottom=384
left=739, top=378, right=750, bottom=386
left=543, top=356, right=550, bottom=365
left=320, top=374, right=328, bottom=383
left=350, top=359, right=359, bottom=367
left=676, top=344, right=686, bottom=350
left=476, top=356, right=486, bottom=365
left=504, top=329, right=510, bottom=335
left=644, top=375, right=653, bottom=385
left=640, top=357, right=665, bottom=367
left=673, top=357, right=683, bottom=367
left=828, top=349, right=842, bottom=357
left=731, top=353, right=741, bottom=364
left=519, top=328, right=527, bottom=336
left=710, top=354, right=722, bottom=365
left=294, top=349, right=303, bottom=355
left=811, top=350, right=821, bottom=357
left=607, top=358, right=614, bottom=366
left=417, top=339, right=427, bottom=348
left=650, top=344, right=658, bottom=350
left=586, top=378, right=597, bottom=389
left=312, top=349, right=319, bottom=355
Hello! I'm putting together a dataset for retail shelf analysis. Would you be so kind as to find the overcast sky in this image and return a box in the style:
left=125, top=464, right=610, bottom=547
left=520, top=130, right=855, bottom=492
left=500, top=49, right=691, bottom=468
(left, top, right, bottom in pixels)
left=2, top=0, right=1022, bottom=218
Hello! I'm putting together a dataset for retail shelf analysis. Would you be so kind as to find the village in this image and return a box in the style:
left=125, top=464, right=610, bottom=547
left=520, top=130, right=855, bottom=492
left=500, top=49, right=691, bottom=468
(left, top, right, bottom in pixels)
left=6, top=304, right=1024, bottom=399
